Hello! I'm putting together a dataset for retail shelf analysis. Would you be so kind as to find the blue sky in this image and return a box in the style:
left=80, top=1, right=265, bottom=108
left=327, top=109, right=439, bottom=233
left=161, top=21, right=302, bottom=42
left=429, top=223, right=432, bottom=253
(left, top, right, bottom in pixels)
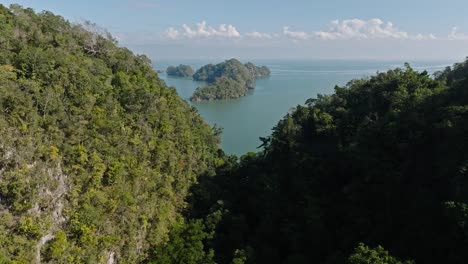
left=2, top=0, right=468, bottom=60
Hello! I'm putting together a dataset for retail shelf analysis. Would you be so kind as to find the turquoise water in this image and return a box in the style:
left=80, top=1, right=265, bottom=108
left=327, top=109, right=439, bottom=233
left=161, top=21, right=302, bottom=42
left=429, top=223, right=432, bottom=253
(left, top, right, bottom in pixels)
left=155, top=59, right=453, bottom=155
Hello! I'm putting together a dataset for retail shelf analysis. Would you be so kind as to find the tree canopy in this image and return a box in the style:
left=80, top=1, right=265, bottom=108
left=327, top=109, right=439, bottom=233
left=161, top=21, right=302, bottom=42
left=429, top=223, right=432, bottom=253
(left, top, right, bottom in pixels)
left=186, top=61, right=468, bottom=264
left=0, top=4, right=219, bottom=263
left=166, top=64, right=194, bottom=77
left=191, top=59, right=270, bottom=101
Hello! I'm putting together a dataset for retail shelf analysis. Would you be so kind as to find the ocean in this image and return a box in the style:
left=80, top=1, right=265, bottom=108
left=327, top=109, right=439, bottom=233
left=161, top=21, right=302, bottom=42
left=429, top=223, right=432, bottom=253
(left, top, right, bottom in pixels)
left=155, top=59, right=454, bottom=156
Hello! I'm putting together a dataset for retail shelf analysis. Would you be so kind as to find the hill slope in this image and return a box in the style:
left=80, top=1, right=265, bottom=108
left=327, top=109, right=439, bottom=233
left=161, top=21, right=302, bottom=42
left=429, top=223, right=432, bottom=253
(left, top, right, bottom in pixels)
left=0, top=4, right=219, bottom=263
left=188, top=61, right=468, bottom=264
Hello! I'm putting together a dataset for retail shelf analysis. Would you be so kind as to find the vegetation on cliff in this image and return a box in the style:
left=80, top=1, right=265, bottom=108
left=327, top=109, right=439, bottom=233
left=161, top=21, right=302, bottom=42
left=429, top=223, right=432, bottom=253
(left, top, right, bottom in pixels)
left=191, top=59, right=270, bottom=101
left=190, top=77, right=248, bottom=101
left=244, top=62, right=271, bottom=78
left=166, top=64, right=194, bottom=77
left=0, top=4, right=219, bottom=263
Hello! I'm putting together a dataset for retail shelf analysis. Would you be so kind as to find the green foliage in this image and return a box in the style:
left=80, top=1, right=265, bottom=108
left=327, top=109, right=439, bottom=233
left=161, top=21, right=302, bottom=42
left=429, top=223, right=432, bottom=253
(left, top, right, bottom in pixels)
left=348, top=243, right=414, bottom=264
left=147, top=218, right=215, bottom=264
left=18, top=216, right=42, bottom=238
left=191, top=77, right=247, bottom=101
left=244, top=62, right=270, bottom=78
left=188, top=60, right=468, bottom=263
left=166, top=64, right=194, bottom=77
left=0, top=4, right=219, bottom=263
left=191, top=59, right=270, bottom=101
left=231, top=249, right=249, bottom=264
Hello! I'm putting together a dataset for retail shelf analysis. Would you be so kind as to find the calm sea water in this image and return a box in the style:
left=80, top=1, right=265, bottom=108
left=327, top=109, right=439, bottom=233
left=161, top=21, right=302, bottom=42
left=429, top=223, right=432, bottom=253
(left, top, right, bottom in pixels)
left=155, top=59, right=453, bottom=155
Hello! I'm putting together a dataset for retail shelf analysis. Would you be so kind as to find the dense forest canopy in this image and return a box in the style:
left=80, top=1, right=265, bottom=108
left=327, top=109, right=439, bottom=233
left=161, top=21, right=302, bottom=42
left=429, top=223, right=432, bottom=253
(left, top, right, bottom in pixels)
left=166, top=64, right=194, bottom=77
left=0, top=4, right=219, bottom=263
left=185, top=61, right=468, bottom=264
left=1, top=3, right=468, bottom=264
left=244, top=62, right=271, bottom=79
left=191, top=59, right=270, bottom=101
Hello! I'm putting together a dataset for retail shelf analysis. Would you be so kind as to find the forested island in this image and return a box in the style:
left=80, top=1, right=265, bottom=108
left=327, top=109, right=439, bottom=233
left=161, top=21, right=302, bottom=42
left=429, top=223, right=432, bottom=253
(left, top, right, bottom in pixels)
left=166, top=64, right=194, bottom=77
left=190, top=59, right=270, bottom=101
left=1, top=4, right=468, bottom=264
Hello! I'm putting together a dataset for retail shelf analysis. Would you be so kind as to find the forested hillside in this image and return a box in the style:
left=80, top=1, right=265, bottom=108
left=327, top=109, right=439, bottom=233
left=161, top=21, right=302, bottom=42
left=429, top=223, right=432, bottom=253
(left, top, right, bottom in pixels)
left=0, top=5, right=219, bottom=263
left=185, top=62, right=468, bottom=264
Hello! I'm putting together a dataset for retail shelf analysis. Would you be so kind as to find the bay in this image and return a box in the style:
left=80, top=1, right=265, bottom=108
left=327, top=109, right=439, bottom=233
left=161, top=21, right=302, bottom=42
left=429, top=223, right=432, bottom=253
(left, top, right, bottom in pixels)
left=155, top=59, right=453, bottom=155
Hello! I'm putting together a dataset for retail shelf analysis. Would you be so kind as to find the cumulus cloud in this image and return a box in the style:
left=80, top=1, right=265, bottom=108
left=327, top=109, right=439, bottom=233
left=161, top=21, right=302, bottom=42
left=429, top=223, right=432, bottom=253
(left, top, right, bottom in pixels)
left=246, top=31, right=272, bottom=39
left=412, top=33, right=437, bottom=40
left=448, top=27, right=468, bottom=40
left=163, top=27, right=180, bottom=40
left=163, top=21, right=241, bottom=40
left=163, top=18, right=442, bottom=42
left=314, top=18, right=437, bottom=40
left=314, top=19, right=412, bottom=40
left=283, top=26, right=310, bottom=40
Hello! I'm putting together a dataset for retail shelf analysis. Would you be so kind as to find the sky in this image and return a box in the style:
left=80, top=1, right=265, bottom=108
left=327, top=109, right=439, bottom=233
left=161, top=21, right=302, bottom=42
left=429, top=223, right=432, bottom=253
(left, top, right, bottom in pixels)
left=2, top=0, right=468, bottom=60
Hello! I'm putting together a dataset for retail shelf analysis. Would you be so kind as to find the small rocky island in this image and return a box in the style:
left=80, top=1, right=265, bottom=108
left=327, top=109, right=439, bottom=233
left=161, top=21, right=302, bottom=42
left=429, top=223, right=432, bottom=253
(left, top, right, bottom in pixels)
left=166, top=64, right=194, bottom=77
left=190, top=59, right=270, bottom=101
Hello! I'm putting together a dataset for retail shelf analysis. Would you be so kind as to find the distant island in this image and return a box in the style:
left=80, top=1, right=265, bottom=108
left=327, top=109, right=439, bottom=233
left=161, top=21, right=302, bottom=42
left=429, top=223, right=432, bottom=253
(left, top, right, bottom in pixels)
left=190, top=59, right=270, bottom=101
left=244, top=62, right=271, bottom=78
left=166, top=64, right=194, bottom=77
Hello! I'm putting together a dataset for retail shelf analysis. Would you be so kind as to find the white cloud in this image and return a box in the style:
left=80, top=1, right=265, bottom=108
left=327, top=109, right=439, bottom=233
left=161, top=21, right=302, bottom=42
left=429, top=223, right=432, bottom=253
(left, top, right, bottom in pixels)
left=314, top=19, right=412, bottom=40
left=163, top=18, right=442, bottom=43
left=412, top=33, right=437, bottom=40
left=163, top=27, right=180, bottom=40
left=283, top=26, right=310, bottom=40
left=449, top=27, right=468, bottom=40
left=164, top=21, right=241, bottom=40
left=246, top=31, right=272, bottom=39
